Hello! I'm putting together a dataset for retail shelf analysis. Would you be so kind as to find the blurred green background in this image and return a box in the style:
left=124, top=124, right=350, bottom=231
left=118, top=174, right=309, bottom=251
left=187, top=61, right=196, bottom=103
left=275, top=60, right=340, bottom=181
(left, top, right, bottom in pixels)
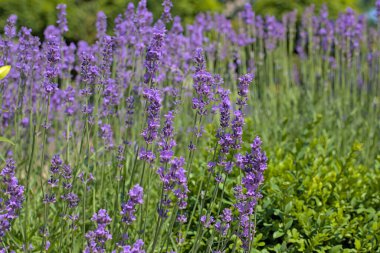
left=0, top=0, right=377, bottom=43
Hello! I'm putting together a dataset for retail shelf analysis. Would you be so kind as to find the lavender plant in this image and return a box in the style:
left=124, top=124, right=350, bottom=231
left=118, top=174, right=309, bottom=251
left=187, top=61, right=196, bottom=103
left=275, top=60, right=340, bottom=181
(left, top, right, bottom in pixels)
left=0, top=0, right=379, bottom=252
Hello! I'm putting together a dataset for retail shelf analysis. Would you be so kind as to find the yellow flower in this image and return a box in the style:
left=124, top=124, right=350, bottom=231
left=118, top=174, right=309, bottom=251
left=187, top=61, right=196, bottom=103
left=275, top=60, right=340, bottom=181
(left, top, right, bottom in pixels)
left=0, top=65, right=11, bottom=80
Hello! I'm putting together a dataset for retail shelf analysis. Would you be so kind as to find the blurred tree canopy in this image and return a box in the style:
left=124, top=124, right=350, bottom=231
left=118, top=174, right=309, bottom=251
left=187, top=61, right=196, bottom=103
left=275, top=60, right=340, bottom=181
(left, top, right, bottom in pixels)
left=0, top=0, right=372, bottom=43
left=251, top=0, right=360, bottom=18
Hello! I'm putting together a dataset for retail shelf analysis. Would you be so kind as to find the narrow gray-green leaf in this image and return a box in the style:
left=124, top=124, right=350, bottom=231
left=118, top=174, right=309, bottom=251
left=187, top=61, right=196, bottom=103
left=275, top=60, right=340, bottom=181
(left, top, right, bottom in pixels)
left=0, top=136, right=15, bottom=145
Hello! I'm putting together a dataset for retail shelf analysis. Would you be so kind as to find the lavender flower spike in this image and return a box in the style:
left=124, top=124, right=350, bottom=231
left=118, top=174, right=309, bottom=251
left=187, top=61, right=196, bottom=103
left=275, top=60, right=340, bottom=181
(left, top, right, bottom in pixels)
left=0, top=159, right=24, bottom=239
left=84, top=209, right=112, bottom=253
left=56, top=4, right=68, bottom=34
left=234, top=136, right=267, bottom=250
left=144, top=22, right=166, bottom=84
left=237, top=73, right=254, bottom=107
left=141, top=88, right=162, bottom=144
left=121, top=184, right=144, bottom=225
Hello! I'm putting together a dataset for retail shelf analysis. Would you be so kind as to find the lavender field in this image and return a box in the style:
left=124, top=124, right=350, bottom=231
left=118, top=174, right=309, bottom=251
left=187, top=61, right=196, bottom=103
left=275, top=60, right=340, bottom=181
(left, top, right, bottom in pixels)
left=0, top=1, right=379, bottom=252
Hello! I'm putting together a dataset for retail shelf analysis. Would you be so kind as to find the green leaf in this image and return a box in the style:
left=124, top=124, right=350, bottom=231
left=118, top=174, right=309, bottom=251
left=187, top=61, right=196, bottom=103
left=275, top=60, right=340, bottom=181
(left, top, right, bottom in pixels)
left=329, top=245, right=343, bottom=253
left=285, top=219, right=294, bottom=230
left=273, top=231, right=285, bottom=239
left=0, top=136, right=15, bottom=145
left=354, top=239, right=361, bottom=250
left=285, top=201, right=293, bottom=214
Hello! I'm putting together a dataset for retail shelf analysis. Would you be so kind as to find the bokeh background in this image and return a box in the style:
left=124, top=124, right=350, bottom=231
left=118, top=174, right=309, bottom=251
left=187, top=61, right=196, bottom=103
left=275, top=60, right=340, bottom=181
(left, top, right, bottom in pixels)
left=0, top=0, right=378, bottom=43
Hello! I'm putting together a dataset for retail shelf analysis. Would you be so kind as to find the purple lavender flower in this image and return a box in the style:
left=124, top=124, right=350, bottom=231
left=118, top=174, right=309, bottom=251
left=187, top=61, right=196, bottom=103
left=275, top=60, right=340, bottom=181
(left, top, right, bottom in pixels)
left=43, top=31, right=61, bottom=95
left=192, top=49, right=215, bottom=116
left=125, top=96, right=135, bottom=127
left=61, top=42, right=76, bottom=78
left=234, top=136, right=267, bottom=250
left=16, top=27, right=40, bottom=75
left=217, top=88, right=231, bottom=129
left=141, top=88, right=162, bottom=144
left=240, top=3, right=255, bottom=25
left=43, top=193, right=56, bottom=204
left=96, top=11, right=107, bottom=40
left=161, top=0, right=173, bottom=23
left=61, top=165, right=72, bottom=180
left=121, top=185, right=144, bottom=225
left=63, top=86, right=76, bottom=116
left=237, top=74, right=253, bottom=107
left=144, top=22, right=166, bottom=84
left=158, top=111, right=176, bottom=163
left=100, top=123, right=114, bottom=149
left=80, top=51, right=99, bottom=85
left=200, top=215, right=214, bottom=228
left=100, top=36, right=114, bottom=80
left=193, top=48, right=206, bottom=72
left=231, top=110, right=244, bottom=150
left=265, top=16, right=284, bottom=52
left=4, top=15, right=17, bottom=40
left=319, top=5, right=334, bottom=52
left=84, top=209, right=112, bottom=253
left=138, top=148, right=156, bottom=163
left=377, top=0, right=380, bottom=20
left=102, top=78, right=120, bottom=115
left=56, top=4, right=68, bottom=34
left=177, top=214, right=187, bottom=223
left=50, top=154, right=63, bottom=174
left=61, top=192, right=79, bottom=208
left=21, top=117, right=29, bottom=128
left=157, top=157, right=188, bottom=211
left=118, top=239, right=145, bottom=253
left=0, top=159, right=24, bottom=239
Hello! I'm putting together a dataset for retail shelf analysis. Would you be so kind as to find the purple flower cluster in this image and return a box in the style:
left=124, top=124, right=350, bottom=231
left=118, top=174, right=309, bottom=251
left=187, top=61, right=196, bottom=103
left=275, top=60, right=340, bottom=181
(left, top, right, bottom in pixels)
left=4, top=15, right=17, bottom=40
left=102, top=79, right=120, bottom=115
left=141, top=88, right=162, bottom=144
left=63, top=86, right=76, bottom=116
left=44, top=155, right=78, bottom=208
left=121, top=184, right=144, bottom=225
left=80, top=51, right=99, bottom=86
left=116, top=239, right=145, bottom=253
left=144, top=23, right=166, bottom=84
left=43, top=26, right=61, bottom=95
left=200, top=215, right=214, bottom=228
left=161, top=0, right=173, bottom=23
left=234, top=137, right=267, bottom=250
left=335, top=8, right=364, bottom=61
left=237, top=74, right=253, bottom=107
left=0, top=1, right=282, bottom=251
left=43, top=155, right=79, bottom=208
left=265, top=16, right=285, bottom=52
left=100, top=123, right=114, bottom=149
left=138, top=148, right=156, bottom=164
left=100, top=36, right=114, bottom=81
left=217, top=88, right=231, bottom=129
left=192, top=48, right=215, bottom=116
left=84, top=209, right=112, bottom=253
left=158, top=111, right=176, bottom=163
left=96, top=11, right=107, bottom=41
left=125, top=96, right=135, bottom=127
left=230, top=110, right=244, bottom=150
left=157, top=157, right=188, bottom=214
left=214, top=208, right=232, bottom=236
left=56, top=4, right=68, bottom=34
left=0, top=159, right=24, bottom=239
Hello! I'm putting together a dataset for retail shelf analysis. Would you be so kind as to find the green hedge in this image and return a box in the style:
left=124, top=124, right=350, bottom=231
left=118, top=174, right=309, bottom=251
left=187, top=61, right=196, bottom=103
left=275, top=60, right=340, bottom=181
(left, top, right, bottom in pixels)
left=0, top=0, right=222, bottom=43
